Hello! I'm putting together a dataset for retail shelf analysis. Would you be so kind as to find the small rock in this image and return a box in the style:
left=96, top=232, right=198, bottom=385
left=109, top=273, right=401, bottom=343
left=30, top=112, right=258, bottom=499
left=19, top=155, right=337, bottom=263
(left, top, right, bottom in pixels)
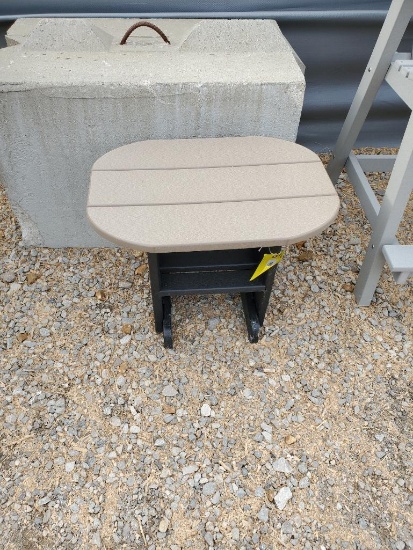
left=342, top=283, right=355, bottom=292
left=95, top=289, right=107, bottom=301
left=204, top=532, right=214, bottom=546
left=201, top=404, right=211, bottom=417
left=122, top=324, right=133, bottom=334
left=281, top=521, right=293, bottom=534
left=91, top=531, right=101, bottom=547
left=158, top=518, right=169, bottom=533
left=261, top=422, right=273, bottom=433
left=298, top=462, right=308, bottom=474
left=298, top=250, right=314, bottom=262
left=163, top=414, right=175, bottom=425
left=1, top=271, right=15, bottom=283
left=135, top=264, right=146, bottom=275
left=8, top=282, right=21, bottom=293
left=27, top=271, right=40, bottom=284
left=202, top=482, right=217, bottom=496
left=119, top=281, right=132, bottom=289
left=274, top=487, right=292, bottom=510
left=54, top=398, right=66, bottom=415
left=285, top=399, right=295, bottom=411
left=162, top=385, right=178, bottom=398
left=65, top=462, right=75, bottom=473
left=255, top=487, right=265, bottom=497
left=266, top=489, right=275, bottom=502
left=208, top=318, right=220, bottom=330
left=285, top=435, right=297, bottom=445
left=258, top=506, right=269, bottom=522
left=262, top=431, right=272, bottom=443
left=273, top=457, right=293, bottom=474
left=292, top=514, right=302, bottom=528
left=232, top=528, right=240, bottom=541
left=118, top=362, right=129, bottom=374
left=183, top=465, right=199, bottom=476
left=116, top=376, right=126, bottom=387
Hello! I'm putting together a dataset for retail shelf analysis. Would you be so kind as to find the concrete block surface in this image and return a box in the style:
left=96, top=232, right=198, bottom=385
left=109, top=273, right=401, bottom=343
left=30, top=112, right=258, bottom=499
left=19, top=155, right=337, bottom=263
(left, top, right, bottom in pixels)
left=21, top=18, right=113, bottom=51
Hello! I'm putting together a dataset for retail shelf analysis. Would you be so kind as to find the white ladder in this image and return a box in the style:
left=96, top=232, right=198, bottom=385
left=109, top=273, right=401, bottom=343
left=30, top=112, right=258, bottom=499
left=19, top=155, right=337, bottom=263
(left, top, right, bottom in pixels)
left=327, top=0, right=413, bottom=305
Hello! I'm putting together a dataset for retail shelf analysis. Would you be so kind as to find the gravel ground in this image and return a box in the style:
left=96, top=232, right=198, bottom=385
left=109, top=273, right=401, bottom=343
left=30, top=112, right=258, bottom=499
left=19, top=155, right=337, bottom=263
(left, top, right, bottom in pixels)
left=0, top=151, right=412, bottom=550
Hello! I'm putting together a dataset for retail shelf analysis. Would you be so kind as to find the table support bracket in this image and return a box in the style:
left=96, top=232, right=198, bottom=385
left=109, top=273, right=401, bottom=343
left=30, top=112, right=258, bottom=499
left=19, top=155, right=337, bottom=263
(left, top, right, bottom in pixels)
left=147, top=247, right=280, bottom=348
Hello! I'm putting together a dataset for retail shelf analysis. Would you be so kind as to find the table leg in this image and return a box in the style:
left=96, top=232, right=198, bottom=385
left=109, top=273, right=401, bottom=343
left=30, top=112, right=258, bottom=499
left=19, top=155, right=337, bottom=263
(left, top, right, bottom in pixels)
left=147, top=253, right=163, bottom=333
left=162, top=296, right=173, bottom=349
left=254, top=258, right=278, bottom=325
left=241, top=293, right=261, bottom=343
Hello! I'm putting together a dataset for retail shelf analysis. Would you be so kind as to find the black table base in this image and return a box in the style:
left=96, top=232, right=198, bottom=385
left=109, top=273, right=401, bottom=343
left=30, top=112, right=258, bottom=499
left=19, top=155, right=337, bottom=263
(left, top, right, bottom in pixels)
left=147, top=247, right=281, bottom=348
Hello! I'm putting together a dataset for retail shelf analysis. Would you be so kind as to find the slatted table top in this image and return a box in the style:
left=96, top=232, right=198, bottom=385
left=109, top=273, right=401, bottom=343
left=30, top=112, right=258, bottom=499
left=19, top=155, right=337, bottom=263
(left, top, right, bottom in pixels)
left=88, top=137, right=340, bottom=253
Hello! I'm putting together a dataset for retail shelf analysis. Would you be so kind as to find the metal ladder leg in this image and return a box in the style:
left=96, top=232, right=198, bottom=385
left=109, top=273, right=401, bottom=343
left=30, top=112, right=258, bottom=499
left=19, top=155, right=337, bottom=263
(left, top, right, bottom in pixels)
left=327, top=0, right=413, bottom=304
left=355, top=113, right=413, bottom=305
left=327, top=0, right=413, bottom=183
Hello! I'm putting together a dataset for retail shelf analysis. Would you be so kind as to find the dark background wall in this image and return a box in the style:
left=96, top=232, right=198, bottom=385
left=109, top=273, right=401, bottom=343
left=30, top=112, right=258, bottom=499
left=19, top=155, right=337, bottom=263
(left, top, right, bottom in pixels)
left=1, top=1, right=412, bottom=151
left=0, top=21, right=11, bottom=47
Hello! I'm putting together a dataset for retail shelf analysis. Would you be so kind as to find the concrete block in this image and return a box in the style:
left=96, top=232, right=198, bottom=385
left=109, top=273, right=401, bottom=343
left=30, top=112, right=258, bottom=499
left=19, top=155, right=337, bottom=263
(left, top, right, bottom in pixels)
left=0, top=18, right=305, bottom=248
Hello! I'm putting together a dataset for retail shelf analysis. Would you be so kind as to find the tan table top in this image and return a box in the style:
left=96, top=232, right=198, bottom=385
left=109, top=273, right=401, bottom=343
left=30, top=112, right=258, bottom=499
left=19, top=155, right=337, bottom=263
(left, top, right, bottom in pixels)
left=88, top=137, right=339, bottom=253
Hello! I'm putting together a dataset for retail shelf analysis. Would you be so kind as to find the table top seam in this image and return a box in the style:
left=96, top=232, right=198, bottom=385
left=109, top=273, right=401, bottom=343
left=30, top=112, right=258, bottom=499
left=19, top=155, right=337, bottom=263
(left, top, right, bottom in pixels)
left=92, top=160, right=321, bottom=172
left=88, top=193, right=338, bottom=208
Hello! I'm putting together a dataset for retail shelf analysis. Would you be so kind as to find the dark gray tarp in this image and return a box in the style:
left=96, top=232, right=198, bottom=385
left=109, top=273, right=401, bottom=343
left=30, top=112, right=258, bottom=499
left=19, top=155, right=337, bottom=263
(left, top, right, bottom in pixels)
left=1, top=1, right=412, bottom=151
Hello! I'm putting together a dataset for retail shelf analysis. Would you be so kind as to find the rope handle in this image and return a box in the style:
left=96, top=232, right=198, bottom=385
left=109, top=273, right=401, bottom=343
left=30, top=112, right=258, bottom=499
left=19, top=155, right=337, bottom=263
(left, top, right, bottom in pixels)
left=120, top=21, right=171, bottom=45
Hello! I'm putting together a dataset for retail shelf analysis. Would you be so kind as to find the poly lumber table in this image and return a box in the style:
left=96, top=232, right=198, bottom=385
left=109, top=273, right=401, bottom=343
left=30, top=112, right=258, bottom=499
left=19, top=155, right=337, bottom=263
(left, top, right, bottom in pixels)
left=88, top=136, right=339, bottom=347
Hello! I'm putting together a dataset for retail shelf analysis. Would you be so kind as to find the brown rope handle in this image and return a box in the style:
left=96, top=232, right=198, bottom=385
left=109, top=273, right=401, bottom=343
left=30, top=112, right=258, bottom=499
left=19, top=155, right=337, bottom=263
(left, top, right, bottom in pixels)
left=120, top=21, right=170, bottom=45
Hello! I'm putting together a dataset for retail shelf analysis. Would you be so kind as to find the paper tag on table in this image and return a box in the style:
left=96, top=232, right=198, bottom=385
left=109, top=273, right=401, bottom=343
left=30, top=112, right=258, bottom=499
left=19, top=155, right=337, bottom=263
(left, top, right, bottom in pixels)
left=250, top=250, right=285, bottom=281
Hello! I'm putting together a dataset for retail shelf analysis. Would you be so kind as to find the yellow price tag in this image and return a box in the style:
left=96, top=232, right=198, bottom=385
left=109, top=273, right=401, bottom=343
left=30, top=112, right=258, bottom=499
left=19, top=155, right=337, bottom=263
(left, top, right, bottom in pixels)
left=250, top=250, right=285, bottom=281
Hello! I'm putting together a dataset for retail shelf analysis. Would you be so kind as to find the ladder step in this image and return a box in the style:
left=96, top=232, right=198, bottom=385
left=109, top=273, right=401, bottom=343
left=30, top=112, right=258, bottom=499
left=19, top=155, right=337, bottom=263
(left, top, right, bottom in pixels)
left=382, top=245, right=413, bottom=272
left=345, top=153, right=380, bottom=226
left=393, top=59, right=413, bottom=78
left=356, top=154, right=396, bottom=173
left=386, top=60, right=413, bottom=109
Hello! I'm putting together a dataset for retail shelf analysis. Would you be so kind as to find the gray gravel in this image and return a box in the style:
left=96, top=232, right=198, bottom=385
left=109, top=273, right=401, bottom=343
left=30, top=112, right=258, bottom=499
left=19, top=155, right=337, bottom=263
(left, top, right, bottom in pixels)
left=0, top=161, right=412, bottom=550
